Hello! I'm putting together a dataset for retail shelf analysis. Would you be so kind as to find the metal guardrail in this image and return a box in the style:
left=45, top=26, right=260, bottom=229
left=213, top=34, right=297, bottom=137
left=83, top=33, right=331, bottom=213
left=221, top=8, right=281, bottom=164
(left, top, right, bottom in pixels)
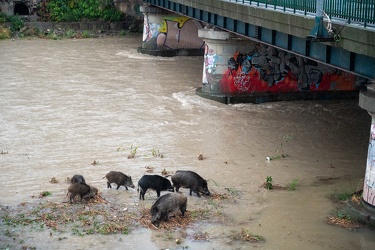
left=229, top=0, right=375, bottom=27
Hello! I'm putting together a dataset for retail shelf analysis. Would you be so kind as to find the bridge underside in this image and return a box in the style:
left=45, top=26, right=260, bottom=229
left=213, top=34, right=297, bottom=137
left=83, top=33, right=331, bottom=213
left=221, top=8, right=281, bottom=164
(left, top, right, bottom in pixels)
left=143, top=0, right=375, bottom=81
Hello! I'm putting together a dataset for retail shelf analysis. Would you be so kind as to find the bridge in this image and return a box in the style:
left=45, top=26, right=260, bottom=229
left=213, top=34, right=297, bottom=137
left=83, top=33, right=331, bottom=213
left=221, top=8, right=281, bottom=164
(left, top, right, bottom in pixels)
left=140, top=0, right=375, bottom=216
left=142, top=0, right=375, bottom=79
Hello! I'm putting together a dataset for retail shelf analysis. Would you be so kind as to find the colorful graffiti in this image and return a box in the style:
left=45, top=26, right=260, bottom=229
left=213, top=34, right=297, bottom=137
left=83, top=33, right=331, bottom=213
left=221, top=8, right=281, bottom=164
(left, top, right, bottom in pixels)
left=363, top=122, right=375, bottom=206
left=217, top=44, right=356, bottom=94
left=203, top=44, right=218, bottom=84
left=143, top=15, right=205, bottom=50
left=143, top=15, right=161, bottom=43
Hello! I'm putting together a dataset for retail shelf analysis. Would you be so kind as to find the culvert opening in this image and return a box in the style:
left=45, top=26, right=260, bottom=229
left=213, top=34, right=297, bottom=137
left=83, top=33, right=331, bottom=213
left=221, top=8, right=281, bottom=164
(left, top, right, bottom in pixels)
left=14, top=2, right=30, bottom=15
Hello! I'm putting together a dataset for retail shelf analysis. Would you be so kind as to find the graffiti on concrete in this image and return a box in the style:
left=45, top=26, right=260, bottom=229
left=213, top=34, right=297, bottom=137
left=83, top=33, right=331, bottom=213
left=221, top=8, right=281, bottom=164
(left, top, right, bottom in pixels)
left=364, top=123, right=375, bottom=206
left=143, top=15, right=160, bottom=42
left=143, top=15, right=204, bottom=50
left=202, top=44, right=218, bottom=84
left=220, top=44, right=356, bottom=94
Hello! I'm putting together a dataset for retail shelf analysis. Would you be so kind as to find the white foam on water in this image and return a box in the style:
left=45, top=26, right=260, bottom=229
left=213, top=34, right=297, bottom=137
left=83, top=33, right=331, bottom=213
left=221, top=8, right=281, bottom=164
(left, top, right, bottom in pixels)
left=116, top=49, right=176, bottom=61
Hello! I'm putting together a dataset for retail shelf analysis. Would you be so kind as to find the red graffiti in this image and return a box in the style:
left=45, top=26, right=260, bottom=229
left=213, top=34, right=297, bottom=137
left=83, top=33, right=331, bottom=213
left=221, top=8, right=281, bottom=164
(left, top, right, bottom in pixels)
left=220, top=57, right=356, bottom=95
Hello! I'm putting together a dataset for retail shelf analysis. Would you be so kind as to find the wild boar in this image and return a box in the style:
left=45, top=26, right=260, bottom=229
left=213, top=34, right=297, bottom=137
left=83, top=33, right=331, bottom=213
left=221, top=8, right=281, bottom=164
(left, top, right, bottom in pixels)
left=68, top=182, right=91, bottom=203
left=137, top=175, right=174, bottom=200
left=83, top=185, right=98, bottom=200
left=171, top=170, right=211, bottom=197
left=103, top=171, right=135, bottom=190
left=70, top=174, right=86, bottom=184
left=150, top=193, right=187, bottom=226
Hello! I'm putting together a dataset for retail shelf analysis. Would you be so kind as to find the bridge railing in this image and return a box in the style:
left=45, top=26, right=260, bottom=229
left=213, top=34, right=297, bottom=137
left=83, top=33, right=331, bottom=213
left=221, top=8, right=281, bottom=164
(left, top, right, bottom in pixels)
left=229, top=0, right=375, bottom=27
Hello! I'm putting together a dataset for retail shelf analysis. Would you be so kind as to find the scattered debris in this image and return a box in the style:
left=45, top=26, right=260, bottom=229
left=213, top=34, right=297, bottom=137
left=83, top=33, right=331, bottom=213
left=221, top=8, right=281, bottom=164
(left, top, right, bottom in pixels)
left=229, top=228, right=265, bottom=243
left=192, top=231, right=210, bottom=241
left=91, top=160, right=99, bottom=165
left=138, top=207, right=193, bottom=230
left=266, top=154, right=289, bottom=161
left=0, top=150, right=8, bottom=154
left=210, top=192, right=231, bottom=200
left=161, top=168, right=172, bottom=176
left=145, top=166, right=154, bottom=173
left=198, top=154, right=206, bottom=160
left=50, top=177, right=59, bottom=184
left=261, top=183, right=286, bottom=190
left=350, top=191, right=363, bottom=205
left=314, top=176, right=339, bottom=184
left=326, top=216, right=362, bottom=231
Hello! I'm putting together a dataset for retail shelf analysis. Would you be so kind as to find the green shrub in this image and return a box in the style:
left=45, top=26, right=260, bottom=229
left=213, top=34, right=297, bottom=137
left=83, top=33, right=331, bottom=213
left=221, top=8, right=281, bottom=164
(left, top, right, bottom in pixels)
left=40, top=0, right=122, bottom=22
left=0, top=28, right=11, bottom=39
left=81, top=30, right=92, bottom=38
left=65, top=29, right=77, bottom=38
left=7, top=15, right=24, bottom=32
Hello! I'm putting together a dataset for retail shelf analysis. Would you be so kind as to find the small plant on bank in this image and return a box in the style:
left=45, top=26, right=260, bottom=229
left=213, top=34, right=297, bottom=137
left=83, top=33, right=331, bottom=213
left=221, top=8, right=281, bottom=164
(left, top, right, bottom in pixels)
left=46, top=30, right=59, bottom=40
left=328, top=179, right=363, bottom=203
left=81, top=30, right=92, bottom=38
left=229, top=228, right=265, bottom=243
left=64, top=29, right=77, bottom=38
left=326, top=209, right=362, bottom=231
left=117, top=144, right=139, bottom=159
left=0, top=28, right=11, bottom=39
left=0, top=13, right=6, bottom=23
left=40, top=191, right=52, bottom=197
left=118, top=30, right=127, bottom=36
left=8, top=15, right=24, bottom=32
left=225, top=187, right=240, bottom=196
left=151, top=149, right=164, bottom=158
left=270, top=146, right=289, bottom=160
left=286, top=178, right=299, bottom=191
left=264, top=176, right=273, bottom=190
left=127, top=144, right=138, bottom=159
left=330, top=191, right=353, bottom=202
left=0, top=13, right=24, bottom=37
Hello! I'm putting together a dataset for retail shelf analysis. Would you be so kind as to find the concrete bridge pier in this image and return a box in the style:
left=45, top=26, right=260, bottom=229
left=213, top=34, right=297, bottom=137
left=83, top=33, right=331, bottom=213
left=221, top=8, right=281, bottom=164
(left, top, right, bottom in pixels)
left=359, top=87, right=375, bottom=209
left=196, top=28, right=255, bottom=104
left=138, top=5, right=205, bottom=56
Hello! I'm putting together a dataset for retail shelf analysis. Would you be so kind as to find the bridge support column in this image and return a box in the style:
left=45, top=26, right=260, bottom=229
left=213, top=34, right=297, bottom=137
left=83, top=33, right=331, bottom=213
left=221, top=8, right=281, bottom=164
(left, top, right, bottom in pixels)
left=138, top=6, right=167, bottom=53
left=359, top=87, right=375, bottom=209
left=197, top=28, right=253, bottom=103
left=138, top=5, right=204, bottom=56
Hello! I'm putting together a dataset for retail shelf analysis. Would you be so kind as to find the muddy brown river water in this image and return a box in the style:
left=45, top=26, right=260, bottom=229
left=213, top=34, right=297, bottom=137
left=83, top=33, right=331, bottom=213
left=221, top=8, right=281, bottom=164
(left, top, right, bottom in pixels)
left=0, top=35, right=374, bottom=250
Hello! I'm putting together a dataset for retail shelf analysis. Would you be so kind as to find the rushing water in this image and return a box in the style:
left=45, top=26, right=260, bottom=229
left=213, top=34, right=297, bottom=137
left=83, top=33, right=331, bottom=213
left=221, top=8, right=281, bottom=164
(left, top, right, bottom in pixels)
left=0, top=35, right=374, bottom=250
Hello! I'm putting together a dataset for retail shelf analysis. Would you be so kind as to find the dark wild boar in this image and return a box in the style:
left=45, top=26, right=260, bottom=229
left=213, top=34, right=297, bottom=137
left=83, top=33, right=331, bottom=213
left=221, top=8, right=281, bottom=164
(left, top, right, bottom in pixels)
left=83, top=185, right=98, bottom=200
left=138, top=175, right=174, bottom=200
left=171, top=170, right=211, bottom=197
left=67, top=182, right=90, bottom=203
left=70, top=174, right=86, bottom=184
left=103, top=171, right=135, bottom=190
left=150, top=193, right=187, bottom=226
